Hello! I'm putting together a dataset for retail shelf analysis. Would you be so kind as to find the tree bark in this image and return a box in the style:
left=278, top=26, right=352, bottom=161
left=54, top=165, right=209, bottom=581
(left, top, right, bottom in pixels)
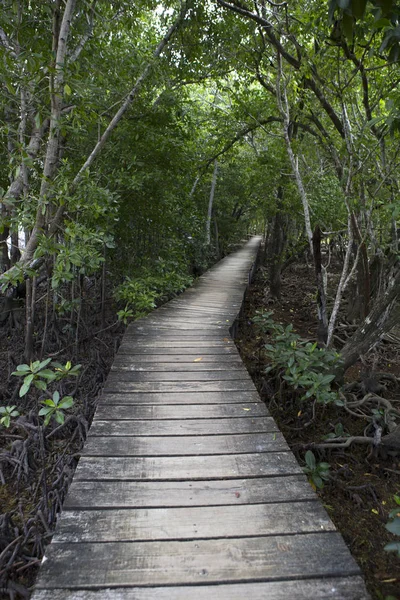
left=206, top=160, right=218, bottom=245
left=339, top=271, right=400, bottom=375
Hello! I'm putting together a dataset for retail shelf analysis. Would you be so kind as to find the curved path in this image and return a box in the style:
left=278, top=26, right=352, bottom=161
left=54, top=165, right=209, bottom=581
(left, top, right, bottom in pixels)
left=33, top=237, right=369, bottom=599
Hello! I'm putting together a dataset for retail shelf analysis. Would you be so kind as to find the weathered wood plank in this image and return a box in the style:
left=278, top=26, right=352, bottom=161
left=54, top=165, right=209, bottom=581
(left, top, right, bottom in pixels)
left=103, top=380, right=256, bottom=393
left=30, top=577, right=371, bottom=600
left=82, top=432, right=286, bottom=456
left=74, top=452, right=302, bottom=480
left=123, top=333, right=232, bottom=341
left=99, top=391, right=261, bottom=404
left=34, top=533, right=361, bottom=588
left=117, top=345, right=238, bottom=355
left=94, top=402, right=268, bottom=420
left=107, top=370, right=251, bottom=382
left=63, top=475, right=315, bottom=509
left=54, top=501, right=333, bottom=543
left=114, top=354, right=242, bottom=363
left=118, top=340, right=236, bottom=348
left=88, top=417, right=278, bottom=437
left=111, top=360, right=244, bottom=372
left=124, top=324, right=229, bottom=332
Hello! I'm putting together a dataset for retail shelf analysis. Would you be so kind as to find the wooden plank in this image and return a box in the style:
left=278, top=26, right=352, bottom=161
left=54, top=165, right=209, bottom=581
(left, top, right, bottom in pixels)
left=111, top=360, right=244, bottom=372
left=82, top=432, right=286, bottom=456
left=31, top=576, right=371, bottom=599
left=34, top=532, right=361, bottom=588
left=88, top=417, right=278, bottom=437
left=63, top=475, right=315, bottom=509
left=103, top=380, right=256, bottom=393
left=74, top=452, right=303, bottom=481
left=53, top=501, right=334, bottom=543
left=99, top=391, right=261, bottom=405
left=122, top=324, right=229, bottom=332
left=114, top=354, right=242, bottom=363
left=94, top=402, right=268, bottom=420
left=118, top=340, right=236, bottom=348
left=123, top=333, right=232, bottom=340
left=107, top=370, right=251, bottom=382
left=117, top=345, right=237, bottom=355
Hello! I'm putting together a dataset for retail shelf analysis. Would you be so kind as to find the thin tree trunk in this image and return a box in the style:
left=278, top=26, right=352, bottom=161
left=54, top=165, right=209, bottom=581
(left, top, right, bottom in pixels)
left=18, top=3, right=189, bottom=269
left=101, top=245, right=107, bottom=329
left=25, top=276, right=36, bottom=362
left=312, top=225, right=328, bottom=342
left=339, top=272, right=400, bottom=375
left=206, top=160, right=218, bottom=245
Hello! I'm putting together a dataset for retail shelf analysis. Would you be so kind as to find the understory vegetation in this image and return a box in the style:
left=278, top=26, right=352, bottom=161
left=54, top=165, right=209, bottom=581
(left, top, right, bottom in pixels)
left=1, top=0, right=400, bottom=597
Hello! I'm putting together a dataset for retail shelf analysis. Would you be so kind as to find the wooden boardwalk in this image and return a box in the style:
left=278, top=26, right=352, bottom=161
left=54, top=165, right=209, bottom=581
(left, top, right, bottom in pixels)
left=32, top=237, right=369, bottom=599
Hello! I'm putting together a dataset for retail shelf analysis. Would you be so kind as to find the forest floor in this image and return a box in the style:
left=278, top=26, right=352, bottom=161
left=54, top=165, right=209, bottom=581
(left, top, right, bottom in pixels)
left=0, top=288, right=125, bottom=599
left=236, top=261, right=400, bottom=600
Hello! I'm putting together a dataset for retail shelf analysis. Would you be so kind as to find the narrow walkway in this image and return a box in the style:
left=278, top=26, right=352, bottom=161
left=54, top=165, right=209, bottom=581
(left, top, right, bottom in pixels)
left=33, top=238, right=369, bottom=599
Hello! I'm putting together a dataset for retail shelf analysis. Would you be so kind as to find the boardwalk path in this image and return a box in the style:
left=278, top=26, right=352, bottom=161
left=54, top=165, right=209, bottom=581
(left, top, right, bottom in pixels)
left=33, top=237, right=369, bottom=599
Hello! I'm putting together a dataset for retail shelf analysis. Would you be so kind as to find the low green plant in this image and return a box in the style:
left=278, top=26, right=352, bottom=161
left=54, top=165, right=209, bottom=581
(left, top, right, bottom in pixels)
left=12, top=359, right=80, bottom=427
left=303, top=450, right=331, bottom=489
left=322, top=422, right=350, bottom=440
left=252, top=310, right=341, bottom=404
left=115, top=267, right=193, bottom=320
left=0, top=405, right=20, bottom=428
left=384, top=494, right=400, bottom=558
left=39, top=391, right=74, bottom=426
left=12, top=359, right=80, bottom=397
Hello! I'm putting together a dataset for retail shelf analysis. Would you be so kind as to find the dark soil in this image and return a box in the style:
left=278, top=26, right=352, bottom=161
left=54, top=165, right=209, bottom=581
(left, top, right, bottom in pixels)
left=0, top=280, right=125, bottom=599
left=236, top=262, right=400, bottom=600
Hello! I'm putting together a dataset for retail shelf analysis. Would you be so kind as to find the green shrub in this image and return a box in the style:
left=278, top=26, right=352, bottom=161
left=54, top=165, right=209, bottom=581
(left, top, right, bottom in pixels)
left=252, top=310, right=342, bottom=404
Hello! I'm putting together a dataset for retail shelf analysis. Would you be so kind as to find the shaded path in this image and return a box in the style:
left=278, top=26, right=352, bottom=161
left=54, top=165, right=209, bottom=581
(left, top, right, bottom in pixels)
left=32, top=237, right=369, bottom=599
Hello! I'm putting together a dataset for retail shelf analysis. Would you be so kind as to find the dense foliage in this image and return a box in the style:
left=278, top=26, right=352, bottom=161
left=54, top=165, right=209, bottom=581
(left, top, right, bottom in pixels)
left=1, top=0, right=400, bottom=596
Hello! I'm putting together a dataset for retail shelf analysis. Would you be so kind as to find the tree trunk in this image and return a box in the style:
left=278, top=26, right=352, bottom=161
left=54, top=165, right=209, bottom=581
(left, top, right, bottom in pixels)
left=0, top=214, right=10, bottom=273
left=206, top=160, right=218, bottom=245
left=313, top=225, right=328, bottom=343
left=268, top=187, right=287, bottom=300
left=338, top=271, right=400, bottom=375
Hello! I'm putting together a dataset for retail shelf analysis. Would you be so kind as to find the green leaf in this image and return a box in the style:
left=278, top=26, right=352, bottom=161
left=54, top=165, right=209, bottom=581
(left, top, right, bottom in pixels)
left=313, top=474, right=324, bottom=489
left=0, top=415, right=11, bottom=427
left=305, top=450, right=316, bottom=470
left=34, top=380, right=47, bottom=391
left=64, top=84, right=72, bottom=96
left=351, top=0, right=367, bottom=19
left=342, top=12, right=354, bottom=42
left=43, top=412, right=52, bottom=426
left=55, top=410, right=65, bottom=424
left=20, top=373, right=34, bottom=397
left=39, top=407, right=52, bottom=415
left=41, top=399, right=56, bottom=407
left=374, top=18, right=391, bottom=28
left=319, top=462, right=330, bottom=470
left=384, top=541, right=400, bottom=557
left=38, top=358, right=52, bottom=370
left=39, top=369, right=56, bottom=380
left=386, top=518, right=400, bottom=536
left=58, top=396, right=74, bottom=409
left=53, top=390, right=60, bottom=404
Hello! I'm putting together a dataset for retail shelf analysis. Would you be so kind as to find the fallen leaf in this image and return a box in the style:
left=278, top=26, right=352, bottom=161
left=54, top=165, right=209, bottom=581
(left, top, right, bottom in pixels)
left=235, top=492, right=241, bottom=498
left=371, top=508, right=379, bottom=514
left=193, top=357, right=203, bottom=362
